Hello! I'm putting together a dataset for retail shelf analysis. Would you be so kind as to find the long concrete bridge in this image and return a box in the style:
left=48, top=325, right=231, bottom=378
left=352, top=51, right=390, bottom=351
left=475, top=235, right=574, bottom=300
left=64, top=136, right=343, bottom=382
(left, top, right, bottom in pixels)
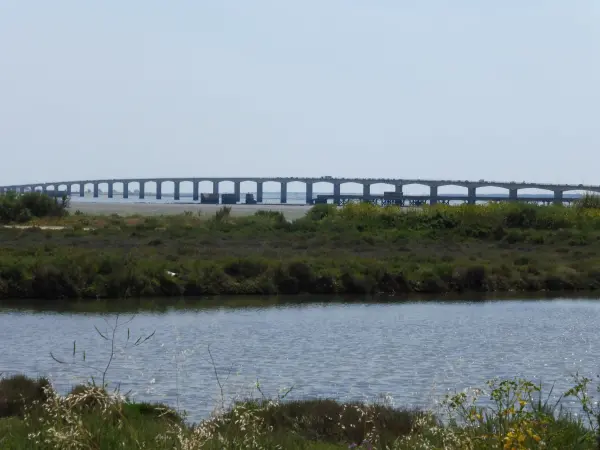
left=0, top=177, right=598, bottom=205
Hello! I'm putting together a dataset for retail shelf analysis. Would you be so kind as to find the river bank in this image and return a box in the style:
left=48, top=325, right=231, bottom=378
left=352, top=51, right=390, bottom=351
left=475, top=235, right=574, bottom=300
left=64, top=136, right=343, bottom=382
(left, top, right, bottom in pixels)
left=2, top=200, right=600, bottom=299
left=0, top=373, right=597, bottom=449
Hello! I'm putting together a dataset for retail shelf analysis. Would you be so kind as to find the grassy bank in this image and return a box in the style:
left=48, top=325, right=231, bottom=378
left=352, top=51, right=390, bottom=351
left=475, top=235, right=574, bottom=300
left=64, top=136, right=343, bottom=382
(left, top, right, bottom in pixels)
left=3, top=200, right=600, bottom=299
left=0, top=374, right=598, bottom=449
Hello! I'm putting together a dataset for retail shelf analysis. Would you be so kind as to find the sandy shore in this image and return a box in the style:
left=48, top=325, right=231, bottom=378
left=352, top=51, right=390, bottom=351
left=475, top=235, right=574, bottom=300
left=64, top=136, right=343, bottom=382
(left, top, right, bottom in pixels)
left=68, top=201, right=313, bottom=220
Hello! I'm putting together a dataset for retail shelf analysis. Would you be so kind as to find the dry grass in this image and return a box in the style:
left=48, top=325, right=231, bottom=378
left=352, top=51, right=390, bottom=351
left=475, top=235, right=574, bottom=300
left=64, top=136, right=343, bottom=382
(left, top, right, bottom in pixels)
left=1, top=374, right=599, bottom=449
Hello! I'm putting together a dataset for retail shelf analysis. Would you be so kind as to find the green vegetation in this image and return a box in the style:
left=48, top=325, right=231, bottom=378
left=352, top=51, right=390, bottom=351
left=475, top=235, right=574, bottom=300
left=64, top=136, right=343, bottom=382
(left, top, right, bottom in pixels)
left=0, top=191, right=69, bottom=223
left=1, top=374, right=599, bottom=449
left=3, top=198, right=600, bottom=299
left=574, top=193, right=600, bottom=210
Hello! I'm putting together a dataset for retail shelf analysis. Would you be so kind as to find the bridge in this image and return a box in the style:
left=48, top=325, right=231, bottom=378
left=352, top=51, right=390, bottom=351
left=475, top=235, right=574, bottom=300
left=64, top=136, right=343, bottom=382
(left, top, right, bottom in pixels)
left=0, top=177, right=598, bottom=205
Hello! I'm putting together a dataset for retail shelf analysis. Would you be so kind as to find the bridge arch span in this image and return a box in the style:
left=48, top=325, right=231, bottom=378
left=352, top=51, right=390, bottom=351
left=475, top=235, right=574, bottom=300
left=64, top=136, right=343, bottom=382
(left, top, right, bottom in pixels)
left=562, top=188, right=600, bottom=203
left=195, top=180, right=214, bottom=196
left=109, top=181, right=126, bottom=198
left=475, top=185, right=510, bottom=202
left=286, top=181, right=307, bottom=204
left=143, top=180, right=157, bottom=199
left=311, top=180, right=334, bottom=192
left=400, top=182, right=431, bottom=195
left=338, top=181, right=363, bottom=195
left=437, top=184, right=469, bottom=203
left=518, top=187, right=556, bottom=204
left=368, top=182, right=396, bottom=196
left=256, top=181, right=279, bottom=203
left=125, top=180, right=142, bottom=198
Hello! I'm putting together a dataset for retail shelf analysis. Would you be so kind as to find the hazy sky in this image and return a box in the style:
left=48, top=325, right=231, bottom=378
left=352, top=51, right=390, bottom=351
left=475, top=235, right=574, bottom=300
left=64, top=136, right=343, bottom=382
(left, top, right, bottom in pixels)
left=1, top=1, right=599, bottom=187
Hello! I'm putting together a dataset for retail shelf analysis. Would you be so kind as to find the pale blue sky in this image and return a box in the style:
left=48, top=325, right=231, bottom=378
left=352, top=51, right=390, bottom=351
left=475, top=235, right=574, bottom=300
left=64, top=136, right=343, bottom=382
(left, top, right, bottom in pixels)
left=1, top=1, right=599, bottom=187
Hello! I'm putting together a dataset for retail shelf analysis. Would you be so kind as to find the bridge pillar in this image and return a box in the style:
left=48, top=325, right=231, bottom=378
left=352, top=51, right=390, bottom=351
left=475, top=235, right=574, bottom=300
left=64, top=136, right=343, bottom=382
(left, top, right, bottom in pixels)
left=468, top=187, right=476, bottom=204
left=430, top=186, right=438, bottom=205
left=192, top=181, right=199, bottom=201
left=509, top=188, right=518, bottom=201
left=107, top=182, right=114, bottom=199
left=139, top=182, right=145, bottom=199
left=93, top=183, right=99, bottom=198
left=66, top=185, right=72, bottom=197
left=363, top=183, right=371, bottom=197
left=554, top=190, right=563, bottom=205
left=19, top=186, right=25, bottom=194
left=306, top=182, right=313, bottom=204
left=256, top=182, right=263, bottom=203
left=234, top=182, right=241, bottom=201
left=174, top=182, right=180, bottom=201
left=333, top=183, right=341, bottom=205
left=280, top=182, right=287, bottom=204
left=212, top=181, right=219, bottom=195
left=156, top=181, right=162, bottom=200
left=42, top=185, right=48, bottom=193
left=79, top=183, right=85, bottom=197
left=123, top=182, right=129, bottom=199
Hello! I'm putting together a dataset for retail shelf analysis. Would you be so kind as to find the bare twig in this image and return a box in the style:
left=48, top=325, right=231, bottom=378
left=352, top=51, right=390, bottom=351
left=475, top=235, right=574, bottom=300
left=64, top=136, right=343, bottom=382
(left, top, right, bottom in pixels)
left=207, top=344, right=226, bottom=411
left=49, top=313, right=155, bottom=391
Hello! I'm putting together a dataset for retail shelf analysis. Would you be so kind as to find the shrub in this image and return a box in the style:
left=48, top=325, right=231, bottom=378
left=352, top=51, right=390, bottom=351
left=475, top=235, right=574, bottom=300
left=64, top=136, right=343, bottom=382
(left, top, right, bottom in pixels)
left=215, top=206, right=232, bottom=221
left=0, top=375, right=51, bottom=418
left=574, top=192, right=600, bottom=209
left=0, top=192, right=68, bottom=223
left=305, top=203, right=337, bottom=221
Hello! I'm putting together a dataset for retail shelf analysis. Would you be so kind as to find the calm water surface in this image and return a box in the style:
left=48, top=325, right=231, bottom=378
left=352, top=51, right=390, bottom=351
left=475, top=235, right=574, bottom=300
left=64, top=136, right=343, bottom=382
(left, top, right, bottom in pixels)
left=1, top=299, right=600, bottom=422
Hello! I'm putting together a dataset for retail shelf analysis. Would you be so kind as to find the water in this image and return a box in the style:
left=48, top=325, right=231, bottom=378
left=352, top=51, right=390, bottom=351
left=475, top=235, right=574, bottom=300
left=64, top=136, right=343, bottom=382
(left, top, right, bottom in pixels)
left=1, top=298, right=599, bottom=422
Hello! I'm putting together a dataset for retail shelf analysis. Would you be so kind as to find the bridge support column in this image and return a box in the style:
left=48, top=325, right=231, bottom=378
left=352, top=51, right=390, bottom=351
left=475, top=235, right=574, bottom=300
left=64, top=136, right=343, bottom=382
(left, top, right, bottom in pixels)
left=93, top=183, right=99, bottom=198
left=430, top=186, right=438, bottom=205
left=333, top=183, right=341, bottom=205
left=280, top=182, right=287, bottom=203
left=156, top=182, right=162, bottom=200
left=468, top=187, right=476, bottom=204
left=42, top=185, right=48, bottom=193
left=212, top=181, right=219, bottom=195
left=256, top=182, right=263, bottom=203
left=554, top=190, right=563, bottom=205
left=509, top=188, right=518, bottom=201
left=306, top=182, right=313, bottom=204
left=66, top=185, right=72, bottom=197
left=79, top=183, right=85, bottom=197
left=107, top=182, right=113, bottom=199
left=174, top=182, right=180, bottom=201
left=139, top=182, right=145, bottom=199
left=234, top=182, right=241, bottom=202
left=193, top=182, right=199, bottom=201
left=363, top=183, right=371, bottom=197
left=123, top=182, right=129, bottom=199
left=19, top=186, right=26, bottom=194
